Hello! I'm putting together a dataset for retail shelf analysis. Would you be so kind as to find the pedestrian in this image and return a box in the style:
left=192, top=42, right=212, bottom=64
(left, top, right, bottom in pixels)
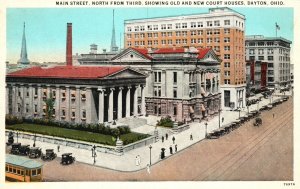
left=175, top=144, right=177, bottom=153
left=273, top=113, right=275, bottom=118
left=190, top=133, right=193, bottom=140
left=135, top=156, right=139, bottom=166
left=57, top=145, right=60, bottom=152
left=165, top=133, right=168, bottom=140
left=94, top=152, right=97, bottom=164
left=172, top=136, right=175, bottom=144
left=169, top=146, right=173, bottom=154
left=147, top=164, right=151, bottom=174
left=162, top=136, right=164, bottom=143
left=222, top=117, right=224, bottom=123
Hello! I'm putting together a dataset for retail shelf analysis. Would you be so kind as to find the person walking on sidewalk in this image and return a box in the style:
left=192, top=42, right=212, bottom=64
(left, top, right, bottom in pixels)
left=162, top=136, right=164, bottom=143
left=165, top=133, right=168, bottom=140
left=222, top=117, right=224, bottom=123
left=135, top=156, right=139, bottom=166
left=273, top=113, right=275, bottom=118
left=169, top=146, right=173, bottom=154
left=172, top=136, right=175, bottom=144
left=190, top=133, right=193, bottom=140
left=175, top=144, right=178, bottom=152
left=57, top=145, right=60, bottom=152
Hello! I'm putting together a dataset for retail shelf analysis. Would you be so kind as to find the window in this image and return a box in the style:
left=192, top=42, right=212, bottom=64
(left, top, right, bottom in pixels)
left=167, top=32, right=172, bottom=37
left=214, top=20, right=220, bottom=26
left=147, top=25, right=152, bottom=31
left=224, top=62, right=230, bottom=68
left=81, top=92, right=86, bottom=101
left=71, top=90, right=76, bottom=100
left=173, top=72, right=177, bottom=83
left=224, top=54, right=230, bottom=59
left=154, top=71, right=161, bottom=83
left=167, top=39, right=172, bottom=44
left=52, top=90, right=56, bottom=99
left=34, top=87, right=38, bottom=96
left=148, top=40, right=152, bottom=45
left=134, top=26, right=139, bottom=31
left=182, top=39, right=187, bottom=44
left=224, top=46, right=230, bottom=51
left=224, top=90, right=230, bottom=107
left=258, top=56, right=264, bottom=60
left=127, top=42, right=131, bottom=47
left=224, top=28, right=230, bottom=34
left=61, top=90, right=66, bottom=100
left=224, top=79, right=230, bottom=84
left=175, top=23, right=181, bottom=29
left=37, top=169, right=41, bottom=175
left=176, top=31, right=181, bottom=36
left=207, top=21, right=212, bottom=27
left=140, top=26, right=145, bottom=31
left=224, top=20, right=230, bottom=25
left=153, top=33, right=158, bottom=38
left=161, top=24, right=166, bottom=30
left=249, top=49, right=255, bottom=55
left=207, top=30, right=213, bottom=35
left=173, top=106, right=177, bottom=115
left=182, top=23, right=187, bottom=28
left=224, top=71, right=230, bottom=76
left=153, top=40, right=158, bottom=45
left=268, top=48, right=274, bottom=54
left=71, top=109, right=75, bottom=119
left=167, top=24, right=172, bottom=29
left=224, top=37, right=230, bottom=43
left=197, top=22, right=203, bottom=27
left=26, top=104, right=29, bottom=113
left=214, top=46, right=220, bottom=52
left=197, top=30, right=203, bottom=35
left=127, top=27, right=132, bottom=32
left=134, top=33, right=139, bottom=38
left=140, top=41, right=145, bottom=46
left=214, top=29, right=220, bottom=35
left=258, top=42, right=264, bottom=46
left=182, top=31, right=187, bottom=36
left=34, top=104, right=38, bottom=113
left=161, top=40, right=166, bottom=45
left=191, top=30, right=196, bottom=36
left=176, top=39, right=181, bottom=44
left=140, top=33, right=145, bottom=38
left=207, top=38, right=212, bottom=44
left=268, top=56, right=274, bottom=61
left=249, top=56, right=255, bottom=60
left=153, top=25, right=158, bottom=30
left=32, top=170, right=37, bottom=176
left=191, top=22, right=196, bottom=28
left=173, top=88, right=177, bottom=98
left=26, top=88, right=29, bottom=97
left=214, top=37, right=220, bottom=43
left=258, top=49, right=264, bottom=54
left=147, top=33, right=152, bottom=38
left=191, top=38, right=196, bottom=44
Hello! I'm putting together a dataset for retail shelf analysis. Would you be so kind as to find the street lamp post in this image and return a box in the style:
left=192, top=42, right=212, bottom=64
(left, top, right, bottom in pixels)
left=205, top=122, right=208, bottom=138
left=149, top=145, right=152, bottom=165
left=16, top=131, right=19, bottom=143
left=33, top=133, right=36, bottom=147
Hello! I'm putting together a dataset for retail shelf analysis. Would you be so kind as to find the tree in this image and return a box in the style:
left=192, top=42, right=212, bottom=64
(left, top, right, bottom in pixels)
left=44, top=95, right=55, bottom=120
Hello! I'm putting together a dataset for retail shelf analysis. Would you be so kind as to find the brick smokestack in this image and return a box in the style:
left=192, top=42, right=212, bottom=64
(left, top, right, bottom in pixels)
left=66, top=23, right=72, bottom=66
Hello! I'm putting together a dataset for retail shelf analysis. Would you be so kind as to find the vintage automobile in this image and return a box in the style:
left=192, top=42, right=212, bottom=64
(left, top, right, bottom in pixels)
left=10, top=143, right=21, bottom=155
left=61, top=153, right=75, bottom=165
left=253, top=117, right=262, bottom=127
left=41, top=149, right=57, bottom=161
left=28, top=147, right=42, bottom=158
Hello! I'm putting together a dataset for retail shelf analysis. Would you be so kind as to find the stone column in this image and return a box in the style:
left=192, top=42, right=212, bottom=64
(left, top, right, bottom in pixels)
left=98, top=88, right=105, bottom=123
left=141, top=85, right=146, bottom=116
left=76, top=86, right=81, bottom=123
left=126, top=86, right=131, bottom=117
left=117, top=87, right=123, bottom=119
left=5, top=85, right=9, bottom=114
left=133, top=86, right=138, bottom=116
left=108, top=88, right=115, bottom=122
left=28, top=84, right=33, bottom=115
left=204, top=72, right=207, bottom=92
left=161, top=70, right=166, bottom=97
left=55, top=86, right=60, bottom=120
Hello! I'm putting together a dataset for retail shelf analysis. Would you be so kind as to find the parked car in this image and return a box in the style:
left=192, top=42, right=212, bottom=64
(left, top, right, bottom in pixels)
left=28, top=147, right=42, bottom=158
left=10, top=143, right=21, bottom=155
left=253, top=117, right=262, bottom=127
left=41, top=149, right=57, bottom=161
left=61, top=153, right=75, bottom=165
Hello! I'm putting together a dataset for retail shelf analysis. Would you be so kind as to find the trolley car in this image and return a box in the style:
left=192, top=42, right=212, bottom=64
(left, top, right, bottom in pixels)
left=5, top=154, right=43, bottom=182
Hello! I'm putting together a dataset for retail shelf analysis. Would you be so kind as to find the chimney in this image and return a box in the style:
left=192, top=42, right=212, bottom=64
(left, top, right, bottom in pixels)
left=66, top=23, right=72, bottom=66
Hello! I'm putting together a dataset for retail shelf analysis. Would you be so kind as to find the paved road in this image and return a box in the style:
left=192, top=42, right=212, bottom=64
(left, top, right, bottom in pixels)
left=41, top=98, right=293, bottom=181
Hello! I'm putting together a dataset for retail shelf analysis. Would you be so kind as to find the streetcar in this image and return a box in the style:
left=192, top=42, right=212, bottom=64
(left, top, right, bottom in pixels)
left=5, top=154, right=43, bottom=182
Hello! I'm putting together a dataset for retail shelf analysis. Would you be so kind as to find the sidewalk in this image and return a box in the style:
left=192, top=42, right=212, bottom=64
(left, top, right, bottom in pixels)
left=5, top=93, right=289, bottom=172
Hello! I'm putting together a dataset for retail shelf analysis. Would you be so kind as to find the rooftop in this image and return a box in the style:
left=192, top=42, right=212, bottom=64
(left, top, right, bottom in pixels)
left=7, top=66, right=125, bottom=79
left=6, top=154, right=43, bottom=169
left=246, top=35, right=292, bottom=44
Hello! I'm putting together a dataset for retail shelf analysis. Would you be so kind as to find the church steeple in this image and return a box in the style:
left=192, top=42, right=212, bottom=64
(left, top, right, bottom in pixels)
left=110, top=10, right=119, bottom=53
left=18, top=22, right=30, bottom=65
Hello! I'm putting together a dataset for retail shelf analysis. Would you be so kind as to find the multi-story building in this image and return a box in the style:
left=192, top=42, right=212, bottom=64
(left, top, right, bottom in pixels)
left=245, top=35, right=292, bottom=89
left=124, top=7, right=246, bottom=110
left=246, top=60, right=267, bottom=94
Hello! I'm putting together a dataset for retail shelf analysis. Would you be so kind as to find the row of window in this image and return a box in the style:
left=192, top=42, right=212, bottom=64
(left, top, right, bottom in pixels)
left=248, top=48, right=274, bottom=55
left=127, top=29, right=231, bottom=39
left=6, top=165, right=41, bottom=177
left=248, top=55, right=290, bottom=62
left=127, top=19, right=243, bottom=32
left=128, top=37, right=231, bottom=47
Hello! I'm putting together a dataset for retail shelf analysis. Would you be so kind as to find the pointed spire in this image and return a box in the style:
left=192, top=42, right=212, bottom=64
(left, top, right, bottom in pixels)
left=110, top=9, right=119, bottom=53
left=18, top=22, right=30, bottom=65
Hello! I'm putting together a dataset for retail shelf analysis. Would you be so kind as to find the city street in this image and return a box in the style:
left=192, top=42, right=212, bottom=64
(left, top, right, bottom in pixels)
left=36, top=96, right=293, bottom=181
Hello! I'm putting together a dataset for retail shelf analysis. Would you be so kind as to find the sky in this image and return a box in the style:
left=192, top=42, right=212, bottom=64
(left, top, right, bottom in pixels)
left=6, top=7, right=294, bottom=63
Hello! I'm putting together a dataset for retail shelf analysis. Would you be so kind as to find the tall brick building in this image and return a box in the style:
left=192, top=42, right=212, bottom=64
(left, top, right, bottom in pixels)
left=124, top=7, right=246, bottom=110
